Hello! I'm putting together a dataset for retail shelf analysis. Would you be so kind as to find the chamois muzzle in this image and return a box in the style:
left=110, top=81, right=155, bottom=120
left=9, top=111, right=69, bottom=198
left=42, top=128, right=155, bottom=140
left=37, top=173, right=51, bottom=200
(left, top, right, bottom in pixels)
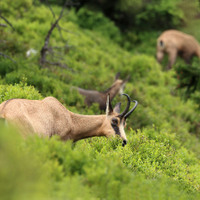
left=122, top=139, right=127, bottom=147
left=118, top=94, right=138, bottom=119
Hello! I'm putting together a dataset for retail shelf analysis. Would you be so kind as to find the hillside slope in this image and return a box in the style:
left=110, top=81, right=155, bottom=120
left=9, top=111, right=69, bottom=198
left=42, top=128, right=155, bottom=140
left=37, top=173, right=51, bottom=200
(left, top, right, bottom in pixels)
left=0, top=0, right=200, bottom=199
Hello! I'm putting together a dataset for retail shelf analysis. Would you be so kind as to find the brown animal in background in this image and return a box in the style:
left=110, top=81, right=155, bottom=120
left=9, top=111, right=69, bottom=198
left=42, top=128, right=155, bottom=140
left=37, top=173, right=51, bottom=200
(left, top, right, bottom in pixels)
left=0, top=94, right=138, bottom=146
left=77, top=73, right=130, bottom=110
left=156, top=30, right=200, bottom=70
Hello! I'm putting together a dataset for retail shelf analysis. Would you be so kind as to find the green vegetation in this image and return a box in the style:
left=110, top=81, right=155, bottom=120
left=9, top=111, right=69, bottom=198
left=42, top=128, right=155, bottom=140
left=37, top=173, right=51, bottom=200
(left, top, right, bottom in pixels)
left=68, top=0, right=184, bottom=31
left=175, top=58, right=200, bottom=106
left=0, top=0, right=200, bottom=199
left=1, top=126, right=200, bottom=200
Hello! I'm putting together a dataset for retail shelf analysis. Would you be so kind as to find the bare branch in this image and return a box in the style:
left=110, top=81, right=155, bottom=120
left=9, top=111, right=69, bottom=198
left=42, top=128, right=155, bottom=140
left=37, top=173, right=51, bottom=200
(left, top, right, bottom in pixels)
left=0, top=23, right=7, bottom=27
left=0, top=52, right=16, bottom=63
left=40, top=0, right=76, bottom=72
left=45, top=0, right=56, bottom=19
left=40, top=0, right=68, bottom=62
left=57, top=25, right=79, bottom=35
left=0, top=15, right=15, bottom=31
left=56, top=24, right=67, bottom=42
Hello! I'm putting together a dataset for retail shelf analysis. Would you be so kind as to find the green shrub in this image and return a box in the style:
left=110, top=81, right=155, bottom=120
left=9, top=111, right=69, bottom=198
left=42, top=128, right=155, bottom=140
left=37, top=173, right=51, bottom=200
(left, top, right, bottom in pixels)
left=69, top=7, right=121, bottom=42
left=175, top=59, right=200, bottom=107
left=0, top=124, right=49, bottom=200
left=1, top=118, right=200, bottom=199
left=0, top=0, right=32, bottom=17
left=82, top=127, right=200, bottom=192
left=0, top=58, right=17, bottom=77
left=4, top=69, right=84, bottom=107
left=135, top=0, right=184, bottom=30
left=0, top=82, right=42, bottom=103
left=76, top=0, right=184, bottom=31
left=13, top=127, right=198, bottom=199
left=22, top=127, right=200, bottom=198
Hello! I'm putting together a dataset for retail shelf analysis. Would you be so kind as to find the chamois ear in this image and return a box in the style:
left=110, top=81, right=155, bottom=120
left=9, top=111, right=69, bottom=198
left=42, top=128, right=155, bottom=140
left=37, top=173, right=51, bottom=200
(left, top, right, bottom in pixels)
left=106, top=94, right=113, bottom=116
left=115, top=72, right=120, bottom=80
left=113, top=102, right=121, bottom=114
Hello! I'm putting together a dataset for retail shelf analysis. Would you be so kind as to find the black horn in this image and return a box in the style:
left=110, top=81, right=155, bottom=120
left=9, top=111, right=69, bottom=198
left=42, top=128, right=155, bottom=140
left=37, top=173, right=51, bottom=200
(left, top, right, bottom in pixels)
left=118, top=93, right=131, bottom=118
left=124, top=100, right=138, bottom=119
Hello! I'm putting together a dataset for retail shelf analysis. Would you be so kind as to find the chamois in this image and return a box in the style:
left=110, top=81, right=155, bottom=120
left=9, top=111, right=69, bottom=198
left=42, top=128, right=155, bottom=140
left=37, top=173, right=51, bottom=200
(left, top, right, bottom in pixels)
left=0, top=94, right=138, bottom=146
left=156, top=30, right=200, bottom=69
left=77, top=73, right=130, bottom=110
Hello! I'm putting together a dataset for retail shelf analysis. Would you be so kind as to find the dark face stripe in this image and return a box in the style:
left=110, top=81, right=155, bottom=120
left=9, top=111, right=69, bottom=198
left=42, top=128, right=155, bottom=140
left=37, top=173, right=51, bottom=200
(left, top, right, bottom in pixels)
left=111, top=124, right=120, bottom=136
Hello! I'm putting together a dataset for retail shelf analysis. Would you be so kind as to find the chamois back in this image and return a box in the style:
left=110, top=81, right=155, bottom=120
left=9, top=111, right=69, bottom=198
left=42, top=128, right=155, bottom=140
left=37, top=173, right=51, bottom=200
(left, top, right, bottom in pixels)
left=0, top=97, right=72, bottom=137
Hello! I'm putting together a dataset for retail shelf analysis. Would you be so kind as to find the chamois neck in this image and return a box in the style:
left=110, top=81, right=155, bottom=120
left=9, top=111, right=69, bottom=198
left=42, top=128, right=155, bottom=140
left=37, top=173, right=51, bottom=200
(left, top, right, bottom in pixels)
left=106, top=83, right=120, bottom=100
left=70, top=113, right=106, bottom=141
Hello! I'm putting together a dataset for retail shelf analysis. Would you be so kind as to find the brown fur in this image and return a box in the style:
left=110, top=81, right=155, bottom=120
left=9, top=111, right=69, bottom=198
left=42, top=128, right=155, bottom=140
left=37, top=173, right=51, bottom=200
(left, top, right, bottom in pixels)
left=77, top=75, right=129, bottom=110
left=156, top=30, right=200, bottom=69
left=0, top=96, right=132, bottom=143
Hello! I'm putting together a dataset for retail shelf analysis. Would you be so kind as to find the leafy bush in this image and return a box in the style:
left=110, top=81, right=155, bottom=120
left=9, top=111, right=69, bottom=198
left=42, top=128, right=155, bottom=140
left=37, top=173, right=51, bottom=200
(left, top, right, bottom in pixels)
left=0, top=82, right=42, bottom=103
left=4, top=69, right=84, bottom=107
left=0, top=124, right=49, bottom=200
left=135, top=0, right=184, bottom=30
left=0, top=0, right=32, bottom=16
left=1, top=125, right=200, bottom=199
left=175, top=59, right=200, bottom=107
left=76, top=0, right=184, bottom=31
left=0, top=58, right=17, bottom=77
left=85, top=128, right=200, bottom=192
left=68, top=7, right=121, bottom=42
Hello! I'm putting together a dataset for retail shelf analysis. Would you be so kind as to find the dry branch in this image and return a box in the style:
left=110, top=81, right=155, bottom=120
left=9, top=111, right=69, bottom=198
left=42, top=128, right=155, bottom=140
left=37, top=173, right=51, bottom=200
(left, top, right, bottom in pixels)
left=0, top=14, right=15, bottom=31
left=0, top=13, right=16, bottom=63
left=40, top=0, right=75, bottom=71
left=0, top=23, right=7, bottom=27
left=0, top=52, right=16, bottom=63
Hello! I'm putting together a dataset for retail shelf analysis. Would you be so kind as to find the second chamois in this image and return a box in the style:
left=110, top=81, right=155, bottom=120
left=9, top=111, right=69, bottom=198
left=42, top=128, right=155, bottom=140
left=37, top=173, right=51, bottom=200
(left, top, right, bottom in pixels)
left=77, top=73, right=130, bottom=110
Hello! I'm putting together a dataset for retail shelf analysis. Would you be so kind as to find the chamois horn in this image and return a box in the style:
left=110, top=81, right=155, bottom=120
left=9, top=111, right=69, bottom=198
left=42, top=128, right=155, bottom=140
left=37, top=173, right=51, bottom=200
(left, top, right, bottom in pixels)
left=118, top=94, right=138, bottom=119
left=124, top=100, right=138, bottom=119
left=118, top=93, right=131, bottom=118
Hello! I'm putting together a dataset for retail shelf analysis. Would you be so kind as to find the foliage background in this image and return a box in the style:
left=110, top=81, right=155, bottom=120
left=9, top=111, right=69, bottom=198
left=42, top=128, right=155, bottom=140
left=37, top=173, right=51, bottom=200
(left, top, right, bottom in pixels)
left=0, top=0, right=200, bottom=199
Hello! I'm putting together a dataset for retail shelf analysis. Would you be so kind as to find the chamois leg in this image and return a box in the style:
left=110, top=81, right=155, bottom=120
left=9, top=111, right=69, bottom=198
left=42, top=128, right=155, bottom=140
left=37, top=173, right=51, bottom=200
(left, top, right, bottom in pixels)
left=182, top=52, right=192, bottom=64
left=167, top=49, right=177, bottom=70
left=156, top=51, right=164, bottom=63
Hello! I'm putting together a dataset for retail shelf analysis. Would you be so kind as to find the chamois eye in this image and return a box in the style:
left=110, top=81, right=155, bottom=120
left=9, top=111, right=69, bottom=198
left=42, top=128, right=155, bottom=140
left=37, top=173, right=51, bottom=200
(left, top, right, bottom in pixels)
left=123, top=120, right=126, bottom=126
left=111, top=118, right=118, bottom=126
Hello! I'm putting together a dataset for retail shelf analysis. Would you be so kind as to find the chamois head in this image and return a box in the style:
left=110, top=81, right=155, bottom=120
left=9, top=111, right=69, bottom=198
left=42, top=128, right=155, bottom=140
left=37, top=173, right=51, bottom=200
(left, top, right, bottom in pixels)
left=103, top=93, right=138, bottom=146
left=112, top=72, right=130, bottom=96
